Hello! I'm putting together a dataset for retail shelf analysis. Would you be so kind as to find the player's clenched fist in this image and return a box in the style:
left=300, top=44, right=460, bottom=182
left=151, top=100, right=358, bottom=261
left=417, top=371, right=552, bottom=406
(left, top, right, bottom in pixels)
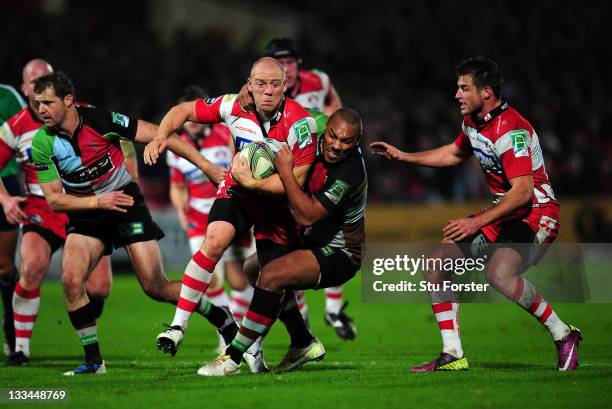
left=274, top=144, right=294, bottom=175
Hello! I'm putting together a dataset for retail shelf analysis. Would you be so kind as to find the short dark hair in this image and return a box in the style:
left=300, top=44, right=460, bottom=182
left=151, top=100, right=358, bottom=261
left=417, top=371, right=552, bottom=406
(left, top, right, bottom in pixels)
left=455, top=57, right=503, bottom=97
left=34, top=71, right=75, bottom=99
left=178, top=85, right=207, bottom=103
left=329, top=107, right=363, bottom=138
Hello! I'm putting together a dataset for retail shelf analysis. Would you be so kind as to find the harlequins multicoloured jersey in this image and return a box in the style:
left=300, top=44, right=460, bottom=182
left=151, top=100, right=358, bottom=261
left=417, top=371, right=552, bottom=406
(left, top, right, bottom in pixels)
left=32, top=105, right=137, bottom=195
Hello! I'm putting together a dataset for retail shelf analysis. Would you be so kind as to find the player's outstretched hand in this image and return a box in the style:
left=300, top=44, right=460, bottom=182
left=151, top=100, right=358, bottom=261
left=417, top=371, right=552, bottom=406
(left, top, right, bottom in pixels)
left=370, top=141, right=405, bottom=161
left=237, top=84, right=255, bottom=113
left=1, top=195, right=27, bottom=224
left=96, top=191, right=134, bottom=213
left=274, top=144, right=294, bottom=175
left=442, top=217, right=481, bottom=242
left=143, top=136, right=168, bottom=165
left=230, top=153, right=257, bottom=189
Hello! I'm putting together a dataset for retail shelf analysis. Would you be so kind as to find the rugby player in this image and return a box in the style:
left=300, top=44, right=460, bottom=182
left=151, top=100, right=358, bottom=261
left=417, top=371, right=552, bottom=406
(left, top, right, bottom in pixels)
left=198, top=108, right=366, bottom=376
left=31, top=72, right=237, bottom=375
left=371, top=57, right=581, bottom=372
left=0, top=60, right=122, bottom=366
left=167, top=85, right=256, bottom=352
left=147, top=57, right=317, bottom=374
left=238, top=38, right=356, bottom=340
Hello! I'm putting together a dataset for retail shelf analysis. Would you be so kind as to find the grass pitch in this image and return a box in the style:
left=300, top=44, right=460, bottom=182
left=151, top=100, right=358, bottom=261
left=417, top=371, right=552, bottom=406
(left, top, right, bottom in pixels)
left=1, top=273, right=611, bottom=409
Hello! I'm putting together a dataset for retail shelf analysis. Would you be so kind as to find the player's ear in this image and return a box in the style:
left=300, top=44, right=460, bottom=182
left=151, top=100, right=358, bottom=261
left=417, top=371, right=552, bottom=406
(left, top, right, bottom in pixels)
left=247, top=77, right=253, bottom=93
left=64, top=93, right=75, bottom=107
left=481, top=86, right=493, bottom=100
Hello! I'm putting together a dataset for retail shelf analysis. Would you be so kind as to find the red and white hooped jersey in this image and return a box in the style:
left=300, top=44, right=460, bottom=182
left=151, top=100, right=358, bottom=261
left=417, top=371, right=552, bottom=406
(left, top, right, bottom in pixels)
left=290, top=69, right=331, bottom=112
left=0, top=107, right=44, bottom=196
left=166, top=124, right=233, bottom=236
left=454, top=103, right=558, bottom=212
left=194, top=94, right=317, bottom=244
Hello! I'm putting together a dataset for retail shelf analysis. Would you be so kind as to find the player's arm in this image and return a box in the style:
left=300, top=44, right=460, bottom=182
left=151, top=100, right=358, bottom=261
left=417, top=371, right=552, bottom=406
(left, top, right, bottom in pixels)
left=370, top=141, right=470, bottom=167
left=323, top=84, right=342, bottom=116
left=137, top=119, right=226, bottom=185
left=274, top=144, right=327, bottom=226
left=39, top=179, right=134, bottom=213
left=120, top=139, right=139, bottom=184
left=443, top=175, right=534, bottom=242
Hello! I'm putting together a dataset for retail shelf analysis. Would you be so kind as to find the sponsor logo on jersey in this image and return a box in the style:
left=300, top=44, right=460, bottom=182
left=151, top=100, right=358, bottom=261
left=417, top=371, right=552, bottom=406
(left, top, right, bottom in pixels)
left=293, top=118, right=312, bottom=149
left=236, top=126, right=256, bottom=134
left=472, top=147, right=502, bottom=173
left=63, top=154, right=115, bottom=184
left=34, top=162, right=49, bottom=171
left=511, top=130, right=529, bottom=157
left=324, top=179, right=349, bottom=205
left=111, top=112, right=130, bottom=128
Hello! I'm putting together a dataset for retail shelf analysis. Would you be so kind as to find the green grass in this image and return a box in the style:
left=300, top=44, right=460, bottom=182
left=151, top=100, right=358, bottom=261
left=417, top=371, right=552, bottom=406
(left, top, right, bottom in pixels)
left=1, top=273, right=611, bottom=409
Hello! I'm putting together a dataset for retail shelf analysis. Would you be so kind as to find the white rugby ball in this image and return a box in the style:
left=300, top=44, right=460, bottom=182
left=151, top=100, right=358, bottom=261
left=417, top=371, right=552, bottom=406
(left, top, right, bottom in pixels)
left=238, top=142, right=275, bottom=179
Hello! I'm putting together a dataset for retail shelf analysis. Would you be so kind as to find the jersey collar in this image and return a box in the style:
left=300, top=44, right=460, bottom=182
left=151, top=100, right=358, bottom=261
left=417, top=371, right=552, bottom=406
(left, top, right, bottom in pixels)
left=254, top=97, right=286, bottom=138
left=471, top=101, right=508, bottom=126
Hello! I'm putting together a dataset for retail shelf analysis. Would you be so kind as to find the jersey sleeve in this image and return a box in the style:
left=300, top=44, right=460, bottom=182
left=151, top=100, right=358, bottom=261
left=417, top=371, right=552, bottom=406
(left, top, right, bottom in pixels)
left=313, top=157, right=364, bottom=215
left=32, top=128, right=61, bottom=183
left=194, top=95, right=236, bottom=124
left=287, top=116, right=317, bottom=167
left=453, top=124, right=471, bottom=153
left=496, top=129, right=533, bottom=179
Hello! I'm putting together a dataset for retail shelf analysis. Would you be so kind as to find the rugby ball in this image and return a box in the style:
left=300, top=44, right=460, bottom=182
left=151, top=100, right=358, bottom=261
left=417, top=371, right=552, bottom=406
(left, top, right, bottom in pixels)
left=238, top=142, right=275, bottom=179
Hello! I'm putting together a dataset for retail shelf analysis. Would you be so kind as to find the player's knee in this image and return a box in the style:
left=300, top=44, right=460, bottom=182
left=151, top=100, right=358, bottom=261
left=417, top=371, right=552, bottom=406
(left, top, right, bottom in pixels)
left=61, top=271, right=85, bottom=299
left=257, top=268, right=282, bottom=292
left=19, top=259, right=48, bottom=284
left=87, top=282, right=111, bottom=299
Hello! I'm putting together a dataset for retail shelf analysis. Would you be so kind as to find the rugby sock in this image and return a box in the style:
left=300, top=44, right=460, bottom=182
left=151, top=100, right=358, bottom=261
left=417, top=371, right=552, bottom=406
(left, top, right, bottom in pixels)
left=171, top=251, right=215, bottom=330
left=226, top=286, right=283, bottom=364
left=205, top=286, right=231, bottom=308
left=86, top=292, right=105, bottom=320
left=230, top=286, right=253, bottom=322
left=1, top=274, right=17, bottom=351
left=194, top=298, right=238, bottom=344
left=12, top=282, right=40, bottom=357
left=432, top=301, right=463, bottom=358
left=294, top=290, right=309, bottom=320
left=512, top=277, right=570, bottom=341
left=68, top=303, right=102, bottom=364
left=325, top=286, right=344, bottom=314
left=279, top=291, right=314, bottom=348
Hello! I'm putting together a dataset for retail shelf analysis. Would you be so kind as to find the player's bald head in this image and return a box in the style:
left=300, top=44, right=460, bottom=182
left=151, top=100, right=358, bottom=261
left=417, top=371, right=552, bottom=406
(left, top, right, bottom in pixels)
left=250, top=57, right=285, bottom=81
left=22, top=59, right=53, bottom=84
left=329, top=108, right=363, bottom=137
